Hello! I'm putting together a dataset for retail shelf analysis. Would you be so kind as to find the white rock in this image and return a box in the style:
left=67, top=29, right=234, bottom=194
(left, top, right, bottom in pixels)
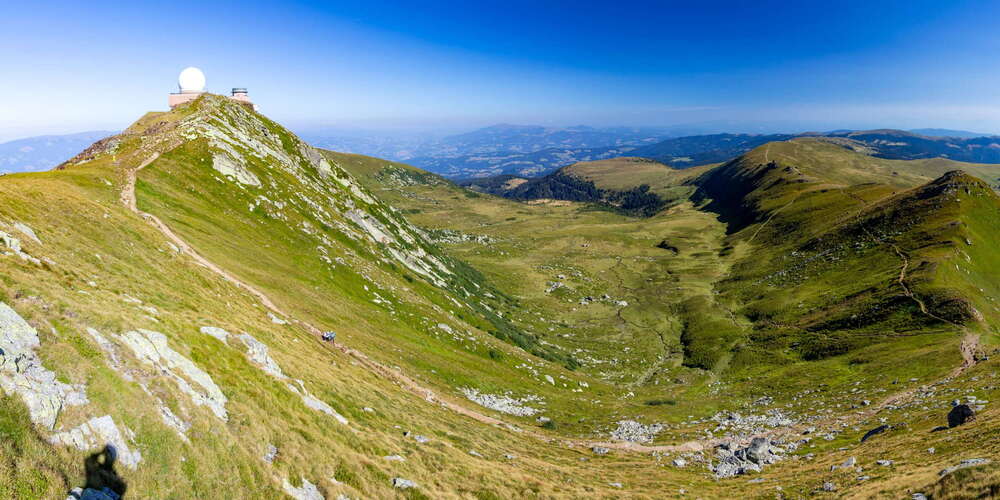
left=282, top=477, right=323, bottom=500
left=13, top=222, right=41, bottom=244
left=49, top=415, right=142, bottom=469
left=392, top=478, right=417, bottom=489
left=119, top=329, right=228, bottom=421
left=288, top=379, right=349, bottom=424
left=199, top=326, right=230, bottom=343
left=460, top=387, right=541, bottom=416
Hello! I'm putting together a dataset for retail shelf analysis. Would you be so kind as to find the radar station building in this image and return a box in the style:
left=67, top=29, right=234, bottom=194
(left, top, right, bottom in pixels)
left=168, top=67, right=256, bottom=110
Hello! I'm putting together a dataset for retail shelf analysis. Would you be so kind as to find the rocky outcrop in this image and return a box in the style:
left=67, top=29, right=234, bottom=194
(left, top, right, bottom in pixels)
left=0, top=302, right=88, bottom=429
left=238, top=333, right=285, bottom=379
left=118, top=329, right=228, bottom=421
left=392, top=478, right=418, bottom=489
left=0, top=229, right=42, bottom=265
left=86, top=328, right=191, bottom=441
left=710, top=437, right=785, bottom=479
left=212, top=152, right=261, bottom=187
left=49, top=415, right=142, bottom=469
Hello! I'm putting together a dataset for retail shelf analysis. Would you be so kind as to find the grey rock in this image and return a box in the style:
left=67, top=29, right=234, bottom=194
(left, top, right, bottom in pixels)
left=611, top=420, right=663, bottom=443
left=263, top=444, right=278, bottom=464
left=288, top=379, right=349, bottom=424
left=592, top=446, right=609, bottom=455
left=238, top=333, right=285, bottom=379
left=392, top=478, right=417, bottom=489
left=822, top=482, right=837, bottom=492
left=876, top=459, right=894, bottom=466
left=460, top=387, right=540, bottom=416
left=13, top=222, right=41, bottom=244
left=711, top=437, right=785, bottom=478
left=0, top=302, right=88, bottom=429
left=939, top=458, right=991, bottom=476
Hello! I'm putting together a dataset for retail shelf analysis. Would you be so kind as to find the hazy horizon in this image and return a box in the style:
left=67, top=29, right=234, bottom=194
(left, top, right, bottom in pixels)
left=5, top=1, right=1000, bottom=141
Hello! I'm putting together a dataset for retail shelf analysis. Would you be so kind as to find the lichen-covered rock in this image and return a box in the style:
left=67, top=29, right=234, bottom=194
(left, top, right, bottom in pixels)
left=49, top=415, right=143, bottom=469
left=0, top=302, right=88, bottom=429
left=118, top=329, right=228, bottom=421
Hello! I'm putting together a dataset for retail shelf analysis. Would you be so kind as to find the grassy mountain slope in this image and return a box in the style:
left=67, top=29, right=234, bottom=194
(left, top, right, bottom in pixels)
left=689, top=139, right=1000, bottom=365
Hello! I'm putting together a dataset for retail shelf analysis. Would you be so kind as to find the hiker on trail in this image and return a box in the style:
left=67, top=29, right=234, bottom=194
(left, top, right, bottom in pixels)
left=322, top=331, right=336, bottom=343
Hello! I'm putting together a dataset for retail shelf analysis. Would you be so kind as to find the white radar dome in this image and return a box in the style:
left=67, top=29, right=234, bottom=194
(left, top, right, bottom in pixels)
left=178, top=67, right=206, bottom=93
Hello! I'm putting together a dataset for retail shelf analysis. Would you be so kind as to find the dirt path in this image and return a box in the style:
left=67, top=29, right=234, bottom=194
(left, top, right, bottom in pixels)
left=747, top=196, right=798, bottom=243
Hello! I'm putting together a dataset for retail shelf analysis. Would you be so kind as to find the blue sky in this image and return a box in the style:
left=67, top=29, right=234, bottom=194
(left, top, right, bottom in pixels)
left=3, top=0, right=1000, bottom=140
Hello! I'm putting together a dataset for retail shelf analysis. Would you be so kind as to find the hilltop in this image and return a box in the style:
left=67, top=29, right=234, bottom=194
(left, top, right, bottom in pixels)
left=1, top=97, right=998, bottom=498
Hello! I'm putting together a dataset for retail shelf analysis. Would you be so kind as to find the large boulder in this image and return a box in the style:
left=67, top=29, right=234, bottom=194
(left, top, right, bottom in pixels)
left=947, top=404, right=975, bottom=428
left=711, top=437, right=785, bottom=478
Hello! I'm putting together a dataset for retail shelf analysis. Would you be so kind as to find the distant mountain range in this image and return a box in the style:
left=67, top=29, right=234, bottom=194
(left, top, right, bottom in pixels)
left=10, top=126, right=1000, bottom=179
left=303, top=124, right=673, bottom=178
left=0, top=131, right=113, bottom=174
